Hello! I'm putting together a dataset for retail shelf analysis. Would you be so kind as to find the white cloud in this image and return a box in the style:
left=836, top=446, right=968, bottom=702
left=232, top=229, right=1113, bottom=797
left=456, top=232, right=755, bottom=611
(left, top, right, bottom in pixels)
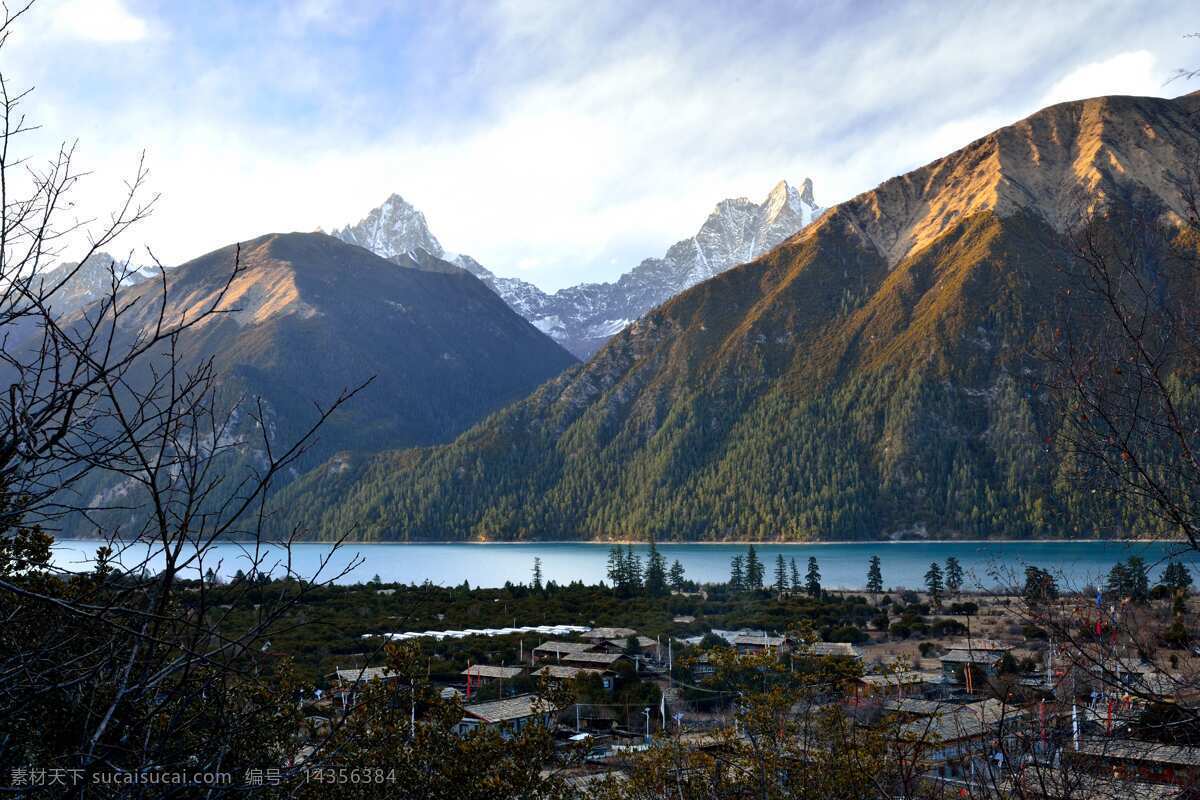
left=51, top=0, right=148, bottom=43
left=6, top=2, right=1196, bottom=291
left=1041, top=50, right=1161, bottom=106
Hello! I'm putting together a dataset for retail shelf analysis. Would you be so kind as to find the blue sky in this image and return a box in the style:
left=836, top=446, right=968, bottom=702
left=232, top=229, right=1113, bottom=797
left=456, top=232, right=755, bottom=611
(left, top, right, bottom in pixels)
left=6, top=0, right=1198, bottom=290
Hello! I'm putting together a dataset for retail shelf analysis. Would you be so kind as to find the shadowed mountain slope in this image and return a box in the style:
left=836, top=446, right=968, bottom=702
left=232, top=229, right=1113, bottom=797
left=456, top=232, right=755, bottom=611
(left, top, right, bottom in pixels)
left=51, top=232, right=577, bottom=533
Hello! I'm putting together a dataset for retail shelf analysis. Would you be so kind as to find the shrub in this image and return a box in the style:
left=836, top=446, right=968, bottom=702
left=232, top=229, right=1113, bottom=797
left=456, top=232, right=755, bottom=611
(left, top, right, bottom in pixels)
left=828, top=625, right=868, bottom=644
left=930, top=618, right=967, bottom=637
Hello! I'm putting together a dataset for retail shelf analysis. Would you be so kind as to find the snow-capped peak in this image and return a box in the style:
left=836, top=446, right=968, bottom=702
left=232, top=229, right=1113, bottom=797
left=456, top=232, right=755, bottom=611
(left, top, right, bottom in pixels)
left=333, top=194, right=444, bottom=260
left=337, top=179, right=821, bottom=360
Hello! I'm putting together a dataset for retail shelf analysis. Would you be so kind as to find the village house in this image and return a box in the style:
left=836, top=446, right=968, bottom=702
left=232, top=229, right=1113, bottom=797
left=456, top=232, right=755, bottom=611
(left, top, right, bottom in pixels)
left=560, top=651, right=629, bottom=671
left=454, top=694, right=557, bottom=740
left=531, top=640, right=597, bottom=663
left=733, top=634, right=790, bottom=655
left=940, top=649, right=1003, bottom=686
left=531, top=664, right=616, bottom=691
left=461, top=664, right=524, bottom=699
left=878, top=697, right=949, bottom=721
left=462, top=664, right=523, bottom=684
left=689, top=653, right=717, bottom=681
left=799, top=642, right=863, bottom=660
left=898, top=698, right=1028, bottom=782
left=592, top=635, right=659, bottom=660
left=851, top=670, right=940, bottom=700
left=327, top=666, right=397, bottom=709
left=1066, top=739, right=1200, bottom=787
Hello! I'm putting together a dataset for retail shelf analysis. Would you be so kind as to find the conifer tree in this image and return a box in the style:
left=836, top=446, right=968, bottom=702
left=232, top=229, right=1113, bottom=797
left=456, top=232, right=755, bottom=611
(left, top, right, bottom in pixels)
left=866, top=556, right=883, bottom=594
left=789, top=558, right=801, bottom=590
left=925, top=562, right=944, bottom=604
left=644, top=536, right=668, bottom=596
left=668, top=560, right=686, bottom=591
left=773, top=554, right=788, bottom=594
left=625, top=544, right=643, bottom=590
left=745, top=545, right=764, bottom=589
left=729, top=555, right=745, bottom=591
left=805, top=557, right=821, bottom=598
left=944, top=556, right=963, bottom=595
left=606, top=546, right=623, bottom=589
left=531, top=557, right=543, bottom=590
left=1023, top=566, right=1058, bottom=604
left=1106, top=561, right=1130, bottom=598
left=1160, top=561, right=1193, bottom=594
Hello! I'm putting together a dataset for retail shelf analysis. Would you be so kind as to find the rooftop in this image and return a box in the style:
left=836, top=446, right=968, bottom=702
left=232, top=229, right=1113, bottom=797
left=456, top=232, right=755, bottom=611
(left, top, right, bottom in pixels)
left=461, top=694, right=555, bottom=724
left=880, top=698, right=946, bottom=717
left=561, top=651, right=627, bottom=666
left=940, top=649, right=1002, bottom=664
left=900, top=698, right=1023, bottom=743
left=532, top=641, right=596, bottom=655
left=604, top=636, right=657, bottom=649
left=532, top=665, right=611, bottom=679
left=1073, top=738, right=1200, bottom=767
left=462, top=665, right=524, bottom=679
left=733, top=634, right=788, bottom=647
left=944, top=638, right=1015, bottom=652
left=329, top=666, right=394, bottom=683
left=802, top=642, right=862, bottom=658
left=581, top=627, right=639, bottom=640
left=858, top=670, right=935, bottom=688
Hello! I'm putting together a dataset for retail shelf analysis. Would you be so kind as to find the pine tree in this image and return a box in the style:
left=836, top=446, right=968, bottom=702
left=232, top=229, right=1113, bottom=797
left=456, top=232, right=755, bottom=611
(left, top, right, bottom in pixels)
left=531, top=557, right=543, bottom=590
left=668, top=560, right=686, bottom=592
left=746, top=545, right=764, bottom=590
left=1160, top=561, right=1193, bottom=594
left=944, top=557, right=963, bottom=596
left=866, top=556, right=883, bottom=594
left=729, top=555, right=745, bottom=590
left=625, top=545, right=643, bottom=592
left=1126, top=556, right=1150, bottom=603
left=1107, top=557, right=1150, bottom=603
left=773, top=554, right=788, bottom=594
left=606, top=546, right=623, bottom=590
left=1023, top=566, right=1058, bottom=604
left=925, top=562, right=944, bottom=604
left=1106, top=562, right=1130, bottom=599
left=644, top=536, right=668, bottom=596
left=805, top=557, right=821, bottom=598
left=790, top=558, right=801, bottom=590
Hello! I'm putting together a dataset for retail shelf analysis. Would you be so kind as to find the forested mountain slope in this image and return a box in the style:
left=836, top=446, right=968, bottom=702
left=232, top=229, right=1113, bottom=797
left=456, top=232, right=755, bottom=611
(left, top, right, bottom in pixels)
left=275, top=93, right=1200, bottom=542
left=52, top=233, right=577, bottom=533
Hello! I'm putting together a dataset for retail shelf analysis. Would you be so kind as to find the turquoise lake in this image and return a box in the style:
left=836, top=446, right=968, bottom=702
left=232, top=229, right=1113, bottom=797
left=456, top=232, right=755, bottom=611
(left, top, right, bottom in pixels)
left=49, top=539, right=1200, bottom=592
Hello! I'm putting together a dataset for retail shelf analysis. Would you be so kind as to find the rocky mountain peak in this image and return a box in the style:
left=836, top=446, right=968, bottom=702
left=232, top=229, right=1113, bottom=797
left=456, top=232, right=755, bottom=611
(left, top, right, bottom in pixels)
left=37, top=251, right=158, bottom=319
left=833, top=93, right=1200, bottom=268
left=337, top=178, right=822, bottom=358
left=333, top=193, right=444, bottom=259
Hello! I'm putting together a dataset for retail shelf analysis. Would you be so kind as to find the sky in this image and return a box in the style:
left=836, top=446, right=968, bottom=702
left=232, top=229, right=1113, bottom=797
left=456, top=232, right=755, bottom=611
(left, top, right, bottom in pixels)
left=5, top=0, right=1198, bottom=291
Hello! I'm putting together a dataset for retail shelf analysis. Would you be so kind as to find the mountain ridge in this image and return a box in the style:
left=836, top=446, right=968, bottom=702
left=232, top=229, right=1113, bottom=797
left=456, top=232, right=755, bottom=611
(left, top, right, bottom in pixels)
left=333, top=179, right=822, bottom=357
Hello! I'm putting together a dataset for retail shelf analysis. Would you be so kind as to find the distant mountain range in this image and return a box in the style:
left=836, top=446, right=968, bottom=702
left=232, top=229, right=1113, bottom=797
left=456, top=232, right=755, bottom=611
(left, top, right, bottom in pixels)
left=34, top=253, right=158, bottom=318
left=273, top=92, right=1200, bottom=543
left=333, top=179, right=822, bottom=357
